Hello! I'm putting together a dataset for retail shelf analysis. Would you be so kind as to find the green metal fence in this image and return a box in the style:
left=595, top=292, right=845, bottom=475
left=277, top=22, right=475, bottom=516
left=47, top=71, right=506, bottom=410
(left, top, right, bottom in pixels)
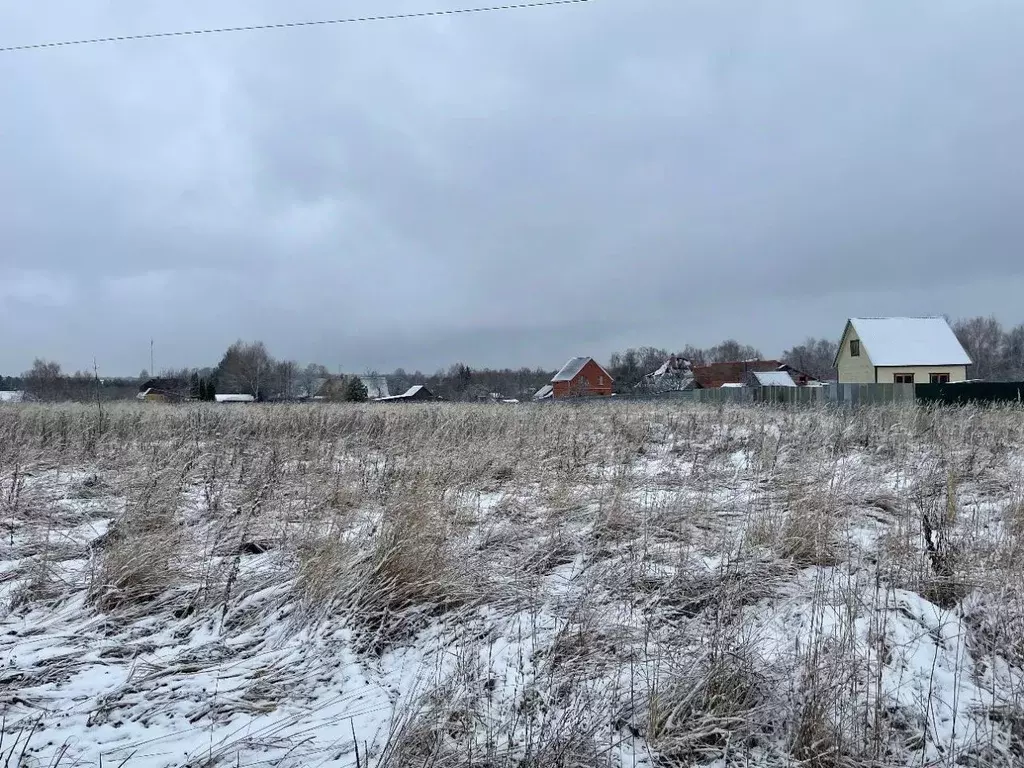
left=915, top=381, right=1024, bottom=405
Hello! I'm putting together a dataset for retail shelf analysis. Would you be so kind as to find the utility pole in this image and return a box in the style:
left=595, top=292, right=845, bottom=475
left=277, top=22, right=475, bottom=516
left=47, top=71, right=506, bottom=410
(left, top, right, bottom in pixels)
left=150, top=338, right=154, bottom=378
left=93, top=357, right=103, bottom=418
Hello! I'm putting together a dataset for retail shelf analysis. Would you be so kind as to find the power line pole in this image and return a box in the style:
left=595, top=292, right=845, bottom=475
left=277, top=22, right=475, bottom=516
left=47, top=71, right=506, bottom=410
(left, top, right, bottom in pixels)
left=150, top=338, right=154, bottom=377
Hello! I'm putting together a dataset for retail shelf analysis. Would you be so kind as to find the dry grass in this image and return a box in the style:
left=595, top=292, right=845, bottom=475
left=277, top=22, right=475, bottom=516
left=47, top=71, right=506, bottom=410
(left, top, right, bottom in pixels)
left=1, top=401, right=1024, bottom=767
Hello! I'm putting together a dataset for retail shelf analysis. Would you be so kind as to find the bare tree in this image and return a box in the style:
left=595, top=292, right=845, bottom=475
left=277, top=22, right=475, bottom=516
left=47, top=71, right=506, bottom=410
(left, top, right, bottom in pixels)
left=216, top=341, right=276, bottom=399
left=300, top=363, right=330, bottom=399
left=953, top=316, right=1004, bottom=380
left=680, top=345, right=708, bottom=366
left=706, top=340, right=762, bottom=363
left=274, top=360, right=299, bottom=400
left=782, top=337, right=839, bottom=380
left=1002, top=324, right=1024, bottom=380
left=23, top=359, right=64, bottom=402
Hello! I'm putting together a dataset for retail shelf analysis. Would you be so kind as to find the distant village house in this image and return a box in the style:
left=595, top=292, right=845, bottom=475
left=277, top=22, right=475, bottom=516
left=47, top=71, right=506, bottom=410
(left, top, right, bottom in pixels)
left=215, top=394, right=256, bottom=403
left=535, top=357, right=614, bottom=399
left=376, top=385, right=438, bottom=402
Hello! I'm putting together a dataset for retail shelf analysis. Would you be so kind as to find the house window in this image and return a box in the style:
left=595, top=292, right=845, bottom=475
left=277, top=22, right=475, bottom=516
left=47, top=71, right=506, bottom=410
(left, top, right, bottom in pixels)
left=930, top=373, right=950, bottom=384
left=598, top=376, right=604, bottom=386
left=894, top=373, right=915, bottom=384
left=850, top=339, right=860, bottom=357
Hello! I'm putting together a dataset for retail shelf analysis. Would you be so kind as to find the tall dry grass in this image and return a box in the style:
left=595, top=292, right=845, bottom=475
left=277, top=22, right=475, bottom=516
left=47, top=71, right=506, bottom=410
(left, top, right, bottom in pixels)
left=1, top=401, right=1024, bottom=766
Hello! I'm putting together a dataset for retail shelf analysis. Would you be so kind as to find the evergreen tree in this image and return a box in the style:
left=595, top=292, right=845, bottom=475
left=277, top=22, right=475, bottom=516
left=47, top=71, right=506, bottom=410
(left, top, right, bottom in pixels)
left=205, top=377, right=218, bottom=401
left=190, top=372, right=202, bottom=400
left=344, top=376, right=369, bottom=403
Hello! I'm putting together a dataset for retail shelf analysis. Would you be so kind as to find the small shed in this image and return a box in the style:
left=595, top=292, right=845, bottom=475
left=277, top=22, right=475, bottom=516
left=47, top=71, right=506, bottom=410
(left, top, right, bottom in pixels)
left=136, top=388, right=180, bottom=403
left=533, top=384, right=554, bottom=401
left=376, top=385, right=438, bottom=402
left=747, top=370, right=798, bottom=387
left=215, top=394, right=256, bottom=404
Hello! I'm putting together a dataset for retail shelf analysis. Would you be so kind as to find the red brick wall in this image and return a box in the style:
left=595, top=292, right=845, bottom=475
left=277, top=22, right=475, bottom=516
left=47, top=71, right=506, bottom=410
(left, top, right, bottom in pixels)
left=552, top=359, right=613, bottom=398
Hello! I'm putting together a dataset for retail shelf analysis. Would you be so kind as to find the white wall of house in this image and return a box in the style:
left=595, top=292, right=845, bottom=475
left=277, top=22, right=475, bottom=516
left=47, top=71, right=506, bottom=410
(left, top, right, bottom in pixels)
left=835, top=326, right=875, bottom=383
left=875, top=366, right=968, bottom=384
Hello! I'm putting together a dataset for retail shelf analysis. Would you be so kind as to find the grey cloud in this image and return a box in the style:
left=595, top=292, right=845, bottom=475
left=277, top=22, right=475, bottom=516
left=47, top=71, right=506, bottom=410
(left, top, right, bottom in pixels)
left=2, top=0, right=1023, bottom=374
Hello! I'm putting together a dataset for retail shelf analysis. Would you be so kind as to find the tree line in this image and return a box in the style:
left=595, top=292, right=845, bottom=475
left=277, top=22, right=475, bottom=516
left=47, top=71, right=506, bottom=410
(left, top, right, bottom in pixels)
left=6, top=316, right=1024, bottom=402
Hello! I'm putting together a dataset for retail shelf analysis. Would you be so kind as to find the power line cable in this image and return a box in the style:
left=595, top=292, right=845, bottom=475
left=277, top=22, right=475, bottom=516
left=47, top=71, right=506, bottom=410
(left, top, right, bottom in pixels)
left=0, top=0, right=594, bottom=53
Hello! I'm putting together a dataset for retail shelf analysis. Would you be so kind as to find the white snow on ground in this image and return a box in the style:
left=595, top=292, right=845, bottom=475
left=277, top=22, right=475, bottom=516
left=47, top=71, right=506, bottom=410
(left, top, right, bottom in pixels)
left=1, top=403, right=1024, bottom=766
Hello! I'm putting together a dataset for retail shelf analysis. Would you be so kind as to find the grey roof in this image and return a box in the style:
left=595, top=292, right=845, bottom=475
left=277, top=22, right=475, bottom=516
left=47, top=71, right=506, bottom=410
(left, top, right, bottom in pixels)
left=552, top=357, right=591, bottom=382
left=552, top=356, right=612, bottom=382
left=533, top=384, right=553, bottom=400
left=752, top=370, right=797, bottom=387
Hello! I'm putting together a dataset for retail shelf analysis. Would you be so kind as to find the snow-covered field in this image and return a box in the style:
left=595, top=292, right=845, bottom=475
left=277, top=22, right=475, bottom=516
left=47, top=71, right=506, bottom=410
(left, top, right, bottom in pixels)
left=1, top=402, right=1023, bottom=767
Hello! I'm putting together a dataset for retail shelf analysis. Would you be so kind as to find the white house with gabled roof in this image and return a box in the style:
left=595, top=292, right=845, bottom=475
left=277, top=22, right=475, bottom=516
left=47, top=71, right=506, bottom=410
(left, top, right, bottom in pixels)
left=833, top=317, right=972, bottom=384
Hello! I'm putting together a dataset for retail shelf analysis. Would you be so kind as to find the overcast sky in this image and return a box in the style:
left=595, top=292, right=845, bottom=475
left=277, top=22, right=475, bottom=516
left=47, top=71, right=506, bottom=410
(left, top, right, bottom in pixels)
left=2, top=0, right=1023, bottom=375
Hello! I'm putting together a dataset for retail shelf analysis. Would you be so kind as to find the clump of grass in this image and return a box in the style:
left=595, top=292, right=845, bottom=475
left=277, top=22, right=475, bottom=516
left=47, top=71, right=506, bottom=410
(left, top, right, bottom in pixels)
left=292, top=474, right=483, bottom=653
left=747, top=502, right=840, bottom=568
left=293, top=520, right=353, bottom=610
left=88, top=468, right=183, bottom=612
left=350, top=503, right=469, bottom=653
left=642, top=645, right=768, bottom=764
left=72, top=472, right=110, bottom=499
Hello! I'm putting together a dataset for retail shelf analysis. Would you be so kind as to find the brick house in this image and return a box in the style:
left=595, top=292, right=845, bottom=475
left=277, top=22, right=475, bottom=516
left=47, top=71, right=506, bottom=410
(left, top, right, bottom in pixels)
left=550, top=357, right=614, bottom=398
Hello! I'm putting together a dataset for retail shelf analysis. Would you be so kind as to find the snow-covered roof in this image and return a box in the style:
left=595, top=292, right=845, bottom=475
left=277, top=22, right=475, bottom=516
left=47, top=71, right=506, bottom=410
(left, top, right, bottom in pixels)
left=650, top=360, right=671, bottom=377
left=376, top=385, right=429, bottom=401
left=215, top=394, right=256, bottom=403
left=752, top=371, right=797, bottom=387
left=533, top=385, right=553, bottom=400
left=720, top=382, right=746, bottom=388
left=0, top=391, right=25, bottom=403
left=551, top=357, right=592, bottom=382
left=839, top=317, right=971, bottom=367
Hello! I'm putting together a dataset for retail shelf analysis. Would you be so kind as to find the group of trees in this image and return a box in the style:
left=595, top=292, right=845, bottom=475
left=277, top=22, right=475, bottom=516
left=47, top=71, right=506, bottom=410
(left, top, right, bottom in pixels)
left=948, top=316, right=1024, bottom=381
left=781, top=337, right=840, bottom=381
left=211, top=341, right=373, bottom=401
left=385, top=364, right=552, bottom=402
left=15, top=359, right=139, bottom=403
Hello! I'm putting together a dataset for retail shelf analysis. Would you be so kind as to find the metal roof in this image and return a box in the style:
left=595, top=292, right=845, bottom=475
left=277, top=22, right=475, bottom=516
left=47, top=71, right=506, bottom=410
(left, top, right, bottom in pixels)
left=551, top=357, right=592, bottom=382
left=839, top=317, right=971, bottom=367
left=752, top=370, right=797, bottom=387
